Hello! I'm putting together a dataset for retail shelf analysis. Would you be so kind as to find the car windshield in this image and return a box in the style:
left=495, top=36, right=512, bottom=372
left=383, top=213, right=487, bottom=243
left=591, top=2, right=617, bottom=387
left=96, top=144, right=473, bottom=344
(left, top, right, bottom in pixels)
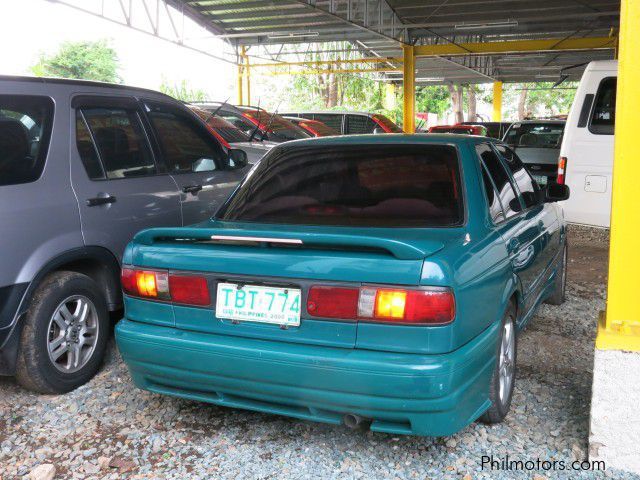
left=504, top=122, right=565, bottom=148
left=242, top=109, right=310, bottom=142
left=203, top=114, right=251, bottom=143
left=372, top=114, right=403, bottom=133
left=217, top=144, right=463, bottom=227
left=297, top=119, right=339, bottom=136
left=219, top=111, right=261, bottom=138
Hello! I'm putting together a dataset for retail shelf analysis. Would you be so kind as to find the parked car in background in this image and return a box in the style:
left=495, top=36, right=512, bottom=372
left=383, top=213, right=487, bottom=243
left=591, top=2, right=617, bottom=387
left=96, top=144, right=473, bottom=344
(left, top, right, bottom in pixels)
left=235, top=106, right=311, bottom=143
left=0, top=76, right=250, bottom=393
left=559, top=60, right=617, bottom=228
left=116, top=134, right=569, bottom=437
left=284, top=116, right=340, bottom=137
left=189, top=105, right=274, bottom=164
left=281, top=111, right=403, bottom=134
left=460, top=121, right=511, bottom=139
left=428, top=124, right=488, bottom=136
left=502, top=120, right=566, bottom=187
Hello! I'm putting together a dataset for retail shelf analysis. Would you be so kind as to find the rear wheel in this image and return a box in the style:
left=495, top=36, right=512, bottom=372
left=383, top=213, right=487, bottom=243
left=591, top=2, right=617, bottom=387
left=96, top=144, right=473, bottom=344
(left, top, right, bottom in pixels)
left=545, top=243, right=567, bottom=306
left=15, top=271, right=109, bottom=393
left=480, top=304, right=517, bottom=425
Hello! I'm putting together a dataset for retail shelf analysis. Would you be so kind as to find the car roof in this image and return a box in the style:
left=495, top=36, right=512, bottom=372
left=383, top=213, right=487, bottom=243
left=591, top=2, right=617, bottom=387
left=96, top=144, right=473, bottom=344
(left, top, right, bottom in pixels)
left=0, top=74, right=176, bottom=100
left=512, top=119, right=566, bottom=124
left=281, top=111, right=381, bottom=117
left=273, top=133, right=496, bottom=149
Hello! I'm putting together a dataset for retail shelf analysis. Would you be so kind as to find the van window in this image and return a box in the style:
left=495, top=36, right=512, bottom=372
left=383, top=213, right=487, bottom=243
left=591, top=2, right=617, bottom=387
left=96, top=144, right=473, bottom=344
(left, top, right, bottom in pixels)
left=590, top=77, right=617, bottom=135
left=476, top=144, right=521, bottom=219
left=82, top=107, right=156, bottom=179
left=219, top=144, right=463, bottom=227
left=0, top=95, right=53, bottom=186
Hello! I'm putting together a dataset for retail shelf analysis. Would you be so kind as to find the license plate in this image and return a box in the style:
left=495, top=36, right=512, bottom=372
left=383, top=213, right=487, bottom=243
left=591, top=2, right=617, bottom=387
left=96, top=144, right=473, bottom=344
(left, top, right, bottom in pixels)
left=533, top=174, right=548, bottom=186
left=215, top=282, right=301, bottom=326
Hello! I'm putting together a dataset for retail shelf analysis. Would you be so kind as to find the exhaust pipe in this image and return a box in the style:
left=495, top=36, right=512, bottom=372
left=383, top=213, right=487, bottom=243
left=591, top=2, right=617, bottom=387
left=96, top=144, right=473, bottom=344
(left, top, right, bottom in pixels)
left=343, top=414, right=371, bottom=430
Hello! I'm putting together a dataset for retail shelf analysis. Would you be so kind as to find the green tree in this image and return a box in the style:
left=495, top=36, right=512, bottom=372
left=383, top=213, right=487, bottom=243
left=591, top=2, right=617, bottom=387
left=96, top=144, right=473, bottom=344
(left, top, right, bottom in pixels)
left=31, top=40, right=120, bottom=83
left=159, top=79, right=207, bottom=102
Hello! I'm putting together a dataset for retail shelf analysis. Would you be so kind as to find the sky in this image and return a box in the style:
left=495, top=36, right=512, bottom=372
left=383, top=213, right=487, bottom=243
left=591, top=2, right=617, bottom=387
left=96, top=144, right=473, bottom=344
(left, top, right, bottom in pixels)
left=0, top=0, right=236, bottom=100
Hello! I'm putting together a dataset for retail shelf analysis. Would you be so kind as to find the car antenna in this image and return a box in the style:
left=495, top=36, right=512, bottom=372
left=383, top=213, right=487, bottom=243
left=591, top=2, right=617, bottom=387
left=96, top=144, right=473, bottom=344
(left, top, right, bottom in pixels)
left=247, top=99, right=263, bottom=143
left=202, top=97, right=230, bottom=125
left=259, top=102, right=281, bottom=142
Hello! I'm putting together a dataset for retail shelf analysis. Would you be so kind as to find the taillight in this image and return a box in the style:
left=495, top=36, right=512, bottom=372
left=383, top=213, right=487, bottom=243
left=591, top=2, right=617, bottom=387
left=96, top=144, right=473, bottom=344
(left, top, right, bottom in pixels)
left=307, top=285, right=455, bottom=325
left=557, top=156, right=568, bottom=184
left=121, top=268, right=210, bottom=306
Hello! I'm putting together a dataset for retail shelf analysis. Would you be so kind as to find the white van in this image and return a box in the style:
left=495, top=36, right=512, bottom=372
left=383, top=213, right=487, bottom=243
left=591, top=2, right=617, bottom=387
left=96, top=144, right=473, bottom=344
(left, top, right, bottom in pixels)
left=559, top=60, right=617, bottom=228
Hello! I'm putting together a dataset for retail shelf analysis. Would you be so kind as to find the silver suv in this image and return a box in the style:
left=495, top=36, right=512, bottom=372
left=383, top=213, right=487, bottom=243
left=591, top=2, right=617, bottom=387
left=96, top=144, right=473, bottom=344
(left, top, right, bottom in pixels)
left=0, top=76, right=250, bottom=393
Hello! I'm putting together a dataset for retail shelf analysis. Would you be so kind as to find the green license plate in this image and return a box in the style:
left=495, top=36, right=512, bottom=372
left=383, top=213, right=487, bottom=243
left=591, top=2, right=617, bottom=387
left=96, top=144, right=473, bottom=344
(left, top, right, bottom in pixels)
left=215, top=282, right=301, bottom=326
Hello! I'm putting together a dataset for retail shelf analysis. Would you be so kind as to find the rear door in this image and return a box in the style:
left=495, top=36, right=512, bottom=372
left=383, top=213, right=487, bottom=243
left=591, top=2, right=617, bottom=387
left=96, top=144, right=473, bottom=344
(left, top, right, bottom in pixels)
left=476, top=143, right=542, bottom=306
left=142, top=100, right=248, bottom=226
left=70, top=96, right=181, bottom=260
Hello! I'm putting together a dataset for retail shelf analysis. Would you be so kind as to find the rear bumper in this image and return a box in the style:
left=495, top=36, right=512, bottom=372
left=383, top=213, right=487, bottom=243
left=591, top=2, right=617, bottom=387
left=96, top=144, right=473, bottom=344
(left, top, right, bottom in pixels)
left=116, top=319, right=499, bottom=436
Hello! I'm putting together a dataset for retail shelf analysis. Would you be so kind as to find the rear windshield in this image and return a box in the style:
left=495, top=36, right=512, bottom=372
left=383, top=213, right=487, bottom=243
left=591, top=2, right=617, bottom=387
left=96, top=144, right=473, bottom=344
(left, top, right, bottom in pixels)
left=372, top=114, right=403, bottom=133
left=218, top=144, right=463, bottom=227
left=242, top=110, right=310, bottom=141
left=0, top=95, right=53, bottom=186
left=504, top=122, right=565, bottom=148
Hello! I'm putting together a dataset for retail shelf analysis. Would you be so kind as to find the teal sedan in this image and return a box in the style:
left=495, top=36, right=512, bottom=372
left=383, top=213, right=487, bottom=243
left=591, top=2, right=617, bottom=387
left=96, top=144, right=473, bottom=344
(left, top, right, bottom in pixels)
left=115, top=134, right=569, bottom=436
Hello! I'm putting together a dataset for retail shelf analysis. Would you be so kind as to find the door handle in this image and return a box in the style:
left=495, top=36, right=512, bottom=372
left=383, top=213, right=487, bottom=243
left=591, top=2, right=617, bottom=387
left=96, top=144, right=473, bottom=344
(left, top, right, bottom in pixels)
left=182, top=184, right=203, bottom=194
left=86, top=195, right=116, bottom=207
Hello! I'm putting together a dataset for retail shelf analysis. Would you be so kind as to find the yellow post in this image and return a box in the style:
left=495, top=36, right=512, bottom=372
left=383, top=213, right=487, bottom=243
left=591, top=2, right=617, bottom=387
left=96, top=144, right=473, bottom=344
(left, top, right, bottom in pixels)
left=492, top=82, right=503, bottom=122
left=244, top=46, right=251, bottom=105
left=595, top=0, right=640, bottom=352
left=402, top=45, right=415, bottom=133
left=236, top=62, right=244, bottom=105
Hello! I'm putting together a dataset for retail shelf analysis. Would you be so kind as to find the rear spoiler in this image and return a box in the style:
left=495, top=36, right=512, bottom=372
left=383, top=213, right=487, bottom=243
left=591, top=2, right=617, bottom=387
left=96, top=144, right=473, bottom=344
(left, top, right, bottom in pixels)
left=133, top=227, right=444, bottom=261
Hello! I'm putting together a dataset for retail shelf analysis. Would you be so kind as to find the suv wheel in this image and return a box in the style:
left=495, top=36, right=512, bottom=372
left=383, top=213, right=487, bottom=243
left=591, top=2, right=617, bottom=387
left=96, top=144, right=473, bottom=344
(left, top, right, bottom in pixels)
left=480, top=304, right=517, bottom=425
left=16, top=271, right=109, bottom=393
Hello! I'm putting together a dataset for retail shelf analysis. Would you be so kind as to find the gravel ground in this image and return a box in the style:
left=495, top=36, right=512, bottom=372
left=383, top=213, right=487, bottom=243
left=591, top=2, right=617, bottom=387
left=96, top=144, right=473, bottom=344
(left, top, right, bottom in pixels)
left=1, top=227, right=638, bottom=480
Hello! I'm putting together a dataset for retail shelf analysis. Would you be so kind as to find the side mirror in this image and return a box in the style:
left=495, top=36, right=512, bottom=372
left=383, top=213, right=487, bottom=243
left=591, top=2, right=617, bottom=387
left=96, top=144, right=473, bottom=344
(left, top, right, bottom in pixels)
left=545, top=183, right=570, bottom=202
left=373, top=127, right=383, bottom=134
left=226, top=148, right=248, bottom=170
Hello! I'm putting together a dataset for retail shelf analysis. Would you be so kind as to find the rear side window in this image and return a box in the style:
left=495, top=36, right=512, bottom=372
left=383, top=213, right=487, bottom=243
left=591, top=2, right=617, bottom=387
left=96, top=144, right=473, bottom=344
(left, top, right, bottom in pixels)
left=145, top=102, right=224, bottom=173
left=590, top=77, right=616, bottom=135
left=0, top=95, right=53, bottom=186
left=346, top=115, right=376, bottom=134
left=312, top=114, right=343, bottom=131
left=481, top=166, right=506, bottom=223
left=495, top=144, right=542, bottom=209
left=75, top=111, right=104, bottom=180
left=219, top=144, right=463, bottom=227
left=476, top=144, right=521, bottom=219
left=81, top=107, right=156, bottom=179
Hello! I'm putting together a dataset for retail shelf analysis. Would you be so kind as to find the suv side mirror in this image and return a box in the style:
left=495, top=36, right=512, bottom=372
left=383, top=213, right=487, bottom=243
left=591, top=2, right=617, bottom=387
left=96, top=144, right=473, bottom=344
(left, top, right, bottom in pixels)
left=545, top=183, right=570, bottom=202
left=226, top=149, right=248, bottom=170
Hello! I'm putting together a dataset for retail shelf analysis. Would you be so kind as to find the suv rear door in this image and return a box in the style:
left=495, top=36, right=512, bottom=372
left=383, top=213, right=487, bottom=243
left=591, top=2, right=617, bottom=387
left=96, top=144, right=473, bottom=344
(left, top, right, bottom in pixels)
left=70, top=95, right=181, bottom=259
left=142, top=100, right=248, bottom=226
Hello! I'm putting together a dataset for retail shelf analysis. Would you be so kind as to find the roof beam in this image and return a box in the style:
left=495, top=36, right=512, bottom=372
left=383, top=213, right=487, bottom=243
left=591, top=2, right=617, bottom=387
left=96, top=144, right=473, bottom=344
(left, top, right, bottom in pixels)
left=413, top=35, right=616, bottom=56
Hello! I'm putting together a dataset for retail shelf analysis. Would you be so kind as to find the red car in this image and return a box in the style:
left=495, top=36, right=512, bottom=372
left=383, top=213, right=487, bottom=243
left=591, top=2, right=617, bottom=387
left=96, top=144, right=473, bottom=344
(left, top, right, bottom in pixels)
left=238, top=106, right=311, bottom=142
left=284, top=117, right=340, bottom=137
left=428, top=124, right=488, bottom=136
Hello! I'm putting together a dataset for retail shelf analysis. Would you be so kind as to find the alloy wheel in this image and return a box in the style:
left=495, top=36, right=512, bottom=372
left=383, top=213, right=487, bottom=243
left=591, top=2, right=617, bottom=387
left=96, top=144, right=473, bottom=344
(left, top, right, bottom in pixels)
left=498, top=319, right=516, bottom=406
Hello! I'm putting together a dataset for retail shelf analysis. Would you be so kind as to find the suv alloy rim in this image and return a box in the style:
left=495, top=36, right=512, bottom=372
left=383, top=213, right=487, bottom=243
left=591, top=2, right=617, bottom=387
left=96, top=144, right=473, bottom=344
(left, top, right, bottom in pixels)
left=498, top=319, right=515, bottom=406
left=47, top=295, right=99, bottom=373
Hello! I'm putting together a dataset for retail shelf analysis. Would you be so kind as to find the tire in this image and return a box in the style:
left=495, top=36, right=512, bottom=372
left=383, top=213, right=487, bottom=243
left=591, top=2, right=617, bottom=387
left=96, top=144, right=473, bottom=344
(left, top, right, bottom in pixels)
left=545, top=243, right=567, bottom=306
left=15, top=271, right=109, bottom=394
left=480, top=304, right=517, bottom=425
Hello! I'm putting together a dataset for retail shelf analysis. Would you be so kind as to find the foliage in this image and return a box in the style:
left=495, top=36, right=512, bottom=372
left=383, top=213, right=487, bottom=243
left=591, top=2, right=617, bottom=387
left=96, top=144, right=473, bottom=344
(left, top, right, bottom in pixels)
left=503, top=82, right=578, bottom=119
left=31, top=40, right=120, bottom=83
left=159, top=79, right=208, bottom=102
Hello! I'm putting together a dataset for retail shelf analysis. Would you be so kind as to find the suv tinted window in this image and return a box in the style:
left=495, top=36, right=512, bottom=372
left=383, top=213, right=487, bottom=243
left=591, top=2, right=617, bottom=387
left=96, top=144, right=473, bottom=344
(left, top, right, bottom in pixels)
left=495, top=144, right=541, bottom=209
left=82, top=107, right=156, bottom=179
left=312, top=114, right=343, bottom=131
left=219, top=144, right=463, bottom=227
left=146, top=102, right=224, bottom=173
left=346, top=115, right=376, bottom=134
left=0, top=95, right=53, bottom=186
left=590, top=77, right=616, bottom=135
left=476, top=144, right=521, bottom=219
left=75, top=111, right=104, bottom=180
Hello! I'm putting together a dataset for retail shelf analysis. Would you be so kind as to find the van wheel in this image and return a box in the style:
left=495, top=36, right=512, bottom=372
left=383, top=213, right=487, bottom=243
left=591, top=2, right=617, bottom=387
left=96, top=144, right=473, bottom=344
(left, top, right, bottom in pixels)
left=480, top=305, right=517, bottom=425
left=545, top=243, right=567, bottom=306
left=15, top=271, right=109, bottom=394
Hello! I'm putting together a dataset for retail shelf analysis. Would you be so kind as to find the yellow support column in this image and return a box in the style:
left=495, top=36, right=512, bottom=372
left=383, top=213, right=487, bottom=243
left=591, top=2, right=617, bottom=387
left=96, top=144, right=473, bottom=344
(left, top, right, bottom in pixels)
left=492, top=82, right=503, bottom=122
left=236, top=62, right=244, bottom=106
left=244, top=46, right=251, bottom=105
left=402, top=45, right=415, bottom=133
left=596, top=0, right=640, bottom=352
